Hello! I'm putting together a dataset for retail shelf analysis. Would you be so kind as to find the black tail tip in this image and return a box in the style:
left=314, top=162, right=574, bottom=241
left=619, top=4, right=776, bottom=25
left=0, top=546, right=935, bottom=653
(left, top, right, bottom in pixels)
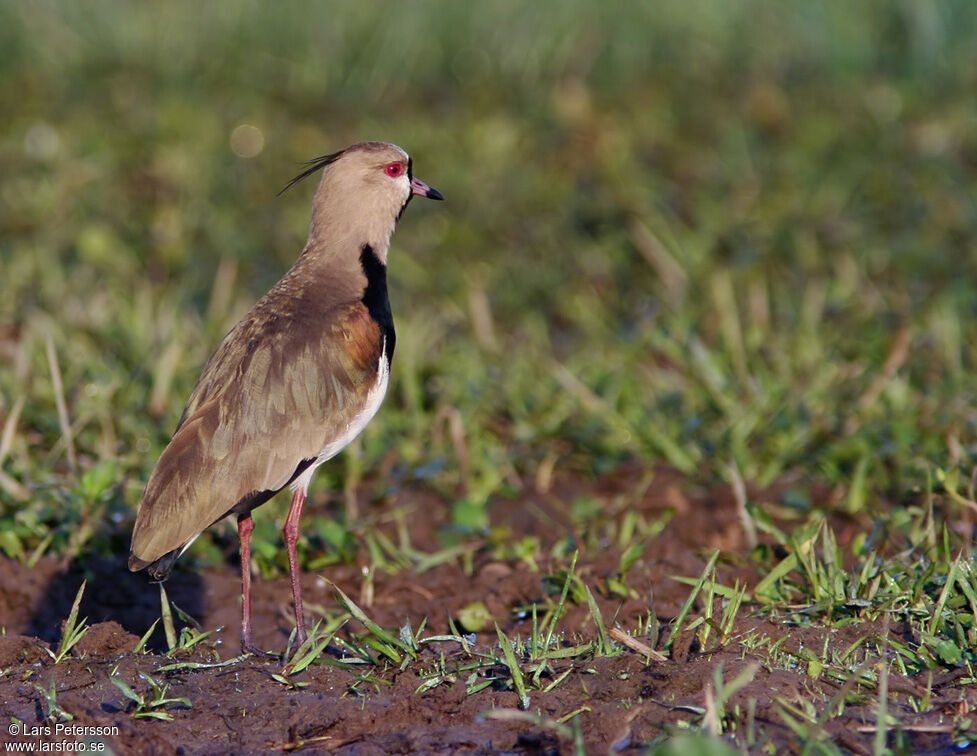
left=129, top=549, right=179, bottom=582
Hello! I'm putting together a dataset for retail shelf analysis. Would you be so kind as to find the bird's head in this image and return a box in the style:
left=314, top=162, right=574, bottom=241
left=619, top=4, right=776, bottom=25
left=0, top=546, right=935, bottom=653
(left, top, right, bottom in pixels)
left=283, top=142, right=443, bottom=261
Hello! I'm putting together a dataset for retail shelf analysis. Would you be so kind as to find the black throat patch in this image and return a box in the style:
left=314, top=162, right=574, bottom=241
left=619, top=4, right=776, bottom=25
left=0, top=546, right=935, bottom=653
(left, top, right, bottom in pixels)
left=360, top=244, right=396, bottom=363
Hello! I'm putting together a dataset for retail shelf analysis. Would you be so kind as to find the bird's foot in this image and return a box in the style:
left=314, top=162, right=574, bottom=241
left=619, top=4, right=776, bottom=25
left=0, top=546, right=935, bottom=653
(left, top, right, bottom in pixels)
left=284, top=628, right=309, bottom=659
left=241, top=637, right=281, bottom=659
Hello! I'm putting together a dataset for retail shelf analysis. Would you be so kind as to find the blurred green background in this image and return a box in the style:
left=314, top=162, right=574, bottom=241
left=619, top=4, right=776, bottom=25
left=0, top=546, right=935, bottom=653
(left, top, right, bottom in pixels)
left=1, top=1, right=976, bottom=567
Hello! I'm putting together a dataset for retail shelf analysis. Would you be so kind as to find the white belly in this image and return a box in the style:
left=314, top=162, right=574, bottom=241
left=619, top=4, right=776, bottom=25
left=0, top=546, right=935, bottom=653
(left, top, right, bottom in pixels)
left=290, top=347, right=390, bottom=494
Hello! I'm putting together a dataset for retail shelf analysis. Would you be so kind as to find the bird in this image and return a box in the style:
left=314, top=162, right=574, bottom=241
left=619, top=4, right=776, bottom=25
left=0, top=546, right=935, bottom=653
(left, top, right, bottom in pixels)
left=128, top=141, right=443, bottom=653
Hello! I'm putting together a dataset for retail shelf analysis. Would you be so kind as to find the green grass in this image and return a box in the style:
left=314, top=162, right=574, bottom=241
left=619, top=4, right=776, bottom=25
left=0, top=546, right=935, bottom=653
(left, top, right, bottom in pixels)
left=45, top=579, right=89, bottom=664
left=3, top=1, right=977, bottom=752
left=109, top=668, right=192, bottom=721
left=3, top=1, right=977, bottom=558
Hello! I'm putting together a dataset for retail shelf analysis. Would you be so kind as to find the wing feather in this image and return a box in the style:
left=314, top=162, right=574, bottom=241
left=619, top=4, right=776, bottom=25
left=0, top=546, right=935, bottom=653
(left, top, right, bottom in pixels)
left=130, top=298, right=383, bottom=566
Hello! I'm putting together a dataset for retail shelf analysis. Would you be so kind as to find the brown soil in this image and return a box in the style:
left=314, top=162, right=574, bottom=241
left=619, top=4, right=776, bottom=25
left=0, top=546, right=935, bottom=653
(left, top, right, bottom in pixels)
left=0, top=465, right=970, bottom=754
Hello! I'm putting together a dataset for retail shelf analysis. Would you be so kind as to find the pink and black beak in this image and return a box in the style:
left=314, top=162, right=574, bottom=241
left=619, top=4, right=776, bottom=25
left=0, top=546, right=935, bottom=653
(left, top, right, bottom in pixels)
left=407, top=156, right=443, bottom=201
left=398, top=159, right=443, bottom=219
left=410, top=175, right=444, bottom=201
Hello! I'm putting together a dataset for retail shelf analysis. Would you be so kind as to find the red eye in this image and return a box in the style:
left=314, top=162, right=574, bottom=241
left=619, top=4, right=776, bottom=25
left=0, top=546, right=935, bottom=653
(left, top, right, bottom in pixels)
left=384, top=162, right=403, bottom=177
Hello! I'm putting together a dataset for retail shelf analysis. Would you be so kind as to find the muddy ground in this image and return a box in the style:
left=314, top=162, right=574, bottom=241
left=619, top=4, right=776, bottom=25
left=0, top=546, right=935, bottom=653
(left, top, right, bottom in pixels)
left=0, top=465, right=971, bottom=754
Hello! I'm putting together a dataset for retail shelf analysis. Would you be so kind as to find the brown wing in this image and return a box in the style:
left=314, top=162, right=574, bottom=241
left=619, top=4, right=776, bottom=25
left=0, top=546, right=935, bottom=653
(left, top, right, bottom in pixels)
left=129, top=297, right=383, bottom=568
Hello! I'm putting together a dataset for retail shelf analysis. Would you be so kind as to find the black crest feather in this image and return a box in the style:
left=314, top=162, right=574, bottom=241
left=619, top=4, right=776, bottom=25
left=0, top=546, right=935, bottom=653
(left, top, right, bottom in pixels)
left=277, top=149, right=346, bottom=197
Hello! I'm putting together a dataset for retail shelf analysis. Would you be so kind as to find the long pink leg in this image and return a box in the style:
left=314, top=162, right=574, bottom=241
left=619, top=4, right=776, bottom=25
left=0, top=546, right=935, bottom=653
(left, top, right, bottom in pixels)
left=237, top=514, right=257, bottom=653
left=283, top=488, right=308, bottom=646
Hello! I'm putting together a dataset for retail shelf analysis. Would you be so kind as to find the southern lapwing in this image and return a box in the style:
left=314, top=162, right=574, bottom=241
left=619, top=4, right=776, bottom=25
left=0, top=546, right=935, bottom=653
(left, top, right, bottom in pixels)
left=128, top=142, right=443, bottom=653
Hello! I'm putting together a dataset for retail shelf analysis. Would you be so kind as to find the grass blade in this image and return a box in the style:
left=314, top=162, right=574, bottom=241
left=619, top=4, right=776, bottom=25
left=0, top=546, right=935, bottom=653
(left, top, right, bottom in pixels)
left=496, top=624, right=529, bottom=710
left=665, top=550, right=719, bottom=656
left=159, top=584, right=177, bottom=652
left=583, top=584, right=611, bottom=656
